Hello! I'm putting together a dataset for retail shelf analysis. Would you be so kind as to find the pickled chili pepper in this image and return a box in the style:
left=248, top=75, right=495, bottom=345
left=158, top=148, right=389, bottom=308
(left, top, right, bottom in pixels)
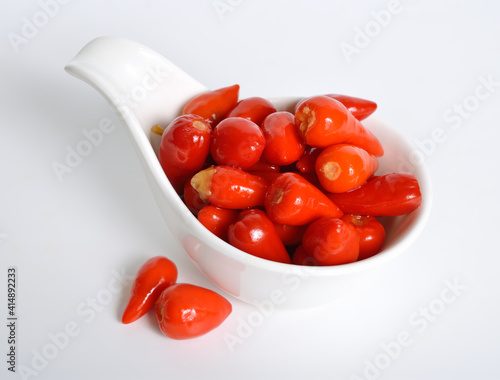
left=227, top=96, right=277, bottom=126
left=315, top=144, right=379, bottom=193
left=190, top=165, right=269, bottom=209
left=155, top=283, right=232, bottom=340
left=183, top=84, right=240, bottom=126
left=183, top=175, right=209, bottom=215
left=211, top=117, right=265, bottom=169
left=273, top=223, right=308, bottom=246
left=122, top=256, right=178, bottom=324
left=295, top=146, right=322, bottom=174
left=227, top=209, right=291, bottom=264
left=158, top=114, right=212, bottom=193
left=198, top=205, right=239, bottom=241
left=265, top=172, right=343, bottom=226
left=261, top=111, right=305, bottom=166
left=291, top=245, right=317, bottom=266
left=295, top=95, right=384, bottom=157
left=341, top=214, right=385, bottom=260
left=325, top=94, right=377, bottom=121
left=327, top=173, right=422, bottom=216
left=302, top=217, right=359, bottom=266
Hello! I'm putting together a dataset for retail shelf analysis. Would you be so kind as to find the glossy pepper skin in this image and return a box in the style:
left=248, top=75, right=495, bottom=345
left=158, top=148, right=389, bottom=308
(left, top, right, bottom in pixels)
left=227, top=209, right=291, bottom=264
left=261, top=111, right=306, bottom=166
left=246, top=160, right=280, bottom=173
left=291, top=245, right=318, bottom=266
left=190, top=165, right=269, bottom=209
left=327, top=173, right=422, bottom=216
left=122, top=256, right=178, bottom=324
left=294, top=96, right=384, bottom=157
left=302, top=217, right=359, bottom=266
left=227, top=97, right=277, bottom=126
left=211, top=117, right=265, bottom=169
left=264, top=172, right=343, bottom=226
left=315, top=144, right=379, bottom=193
left=197, top=205, right=239, bottom=241
left=296, top=146, right=322, bottom=174
left=158, top=115, right=212, bottom=193
left=183, top=175, right=208, bottom=215
left=341, top=214, right=385, bottom=260
left=325, top=94, right=377, bottom=121
left=155, top=283, right=232, bottom=340
left=183, top=84, right=239, bottom=126
left=273, top=223, right=308, bottom=246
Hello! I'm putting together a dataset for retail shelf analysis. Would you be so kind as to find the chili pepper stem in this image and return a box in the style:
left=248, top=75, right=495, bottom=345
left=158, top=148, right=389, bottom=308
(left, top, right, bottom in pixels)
left=191, top=166, right=216, bottom=202
left=319, top=162, right=341, bottom=181
left=297, top=107, right=315, bottom=135
left=271, top=188, right=284, bottom=205
left=151, top=124, right=165, bottom=136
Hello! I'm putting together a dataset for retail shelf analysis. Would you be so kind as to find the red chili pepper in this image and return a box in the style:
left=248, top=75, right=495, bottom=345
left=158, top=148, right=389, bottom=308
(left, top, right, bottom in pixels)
left=291, top=171, right=323, bottom=190
left=246, top=160, right=280, bottom=173
left=121, top=256, right=178, bottom=324
left=273, top=222, right=308, bottom=246
left=197, top=205, right=239, bottom=241
left=295, top=95, right=384, bottom=157
left=247, top=171, right=281, bottom=182
left=227, top=209, right=291, bottom=264
left=158, top=114, right=212, bottom=193
left=261, top=111, right=305, bottom=166
left=295, top=146, right=322, bottom=174
left=291, top=245, right=317, bottom=266
left=302, top=217, right=359, bottom=266
left=183, top=175, right=209, bottom=215
left=327, top=173, right=422, bottom=216
left=315, top=144, right=379, bottom=193
left=341, top=214, right=385, bottom=260
left=325, top=94, right=377, bottom=121
left=227, top=97, right=277, bottom=126
left=265, top=172, right=343, bottom=226
left=183, top=84, right=240, bottom=125
left=190, top=165, right=269, bottom=209
left=211, top=117, right=265, bottom=169
left=155, top=283, right=232, bottom=340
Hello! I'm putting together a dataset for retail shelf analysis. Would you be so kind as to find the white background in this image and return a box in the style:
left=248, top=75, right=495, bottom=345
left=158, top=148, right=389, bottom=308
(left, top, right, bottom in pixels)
left=1, top=1, right=499, bottom=379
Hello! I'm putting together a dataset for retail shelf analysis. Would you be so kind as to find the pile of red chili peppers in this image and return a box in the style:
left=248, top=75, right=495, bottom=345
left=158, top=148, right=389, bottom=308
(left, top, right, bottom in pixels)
left=156, top=85, right=422, bottom=266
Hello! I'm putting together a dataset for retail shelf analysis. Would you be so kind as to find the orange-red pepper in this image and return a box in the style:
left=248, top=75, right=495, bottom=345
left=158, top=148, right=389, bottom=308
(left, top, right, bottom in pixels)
left=122, top=256, right=178, bottom=324
left=327, top=173, right=422, bottom=216
left=315, top=144, right=379, bottom=193
left=183, top=84, right=240, bottom=126
left=227, top=209, right=291, bottom=264
left=265, top=172, right=343, bottom=226
left=295, top=95, right=384, bottom=157
left=191, top=165, right=269, bottom=209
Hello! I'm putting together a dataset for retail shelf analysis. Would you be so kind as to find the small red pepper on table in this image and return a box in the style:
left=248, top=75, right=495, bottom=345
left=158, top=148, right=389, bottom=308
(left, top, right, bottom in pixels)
left=155, top=283, right=232, bottom=340
left=121, top=256, right=178, bottom=324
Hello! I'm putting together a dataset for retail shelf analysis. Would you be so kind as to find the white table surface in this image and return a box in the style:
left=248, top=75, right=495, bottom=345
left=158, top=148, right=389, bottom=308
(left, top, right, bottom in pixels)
left=1, top=1, right=499, bottom=379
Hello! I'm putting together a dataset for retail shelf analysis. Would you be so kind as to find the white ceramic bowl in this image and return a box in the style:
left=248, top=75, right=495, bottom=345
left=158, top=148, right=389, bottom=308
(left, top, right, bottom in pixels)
left=65, top=37, right=432, bottom=309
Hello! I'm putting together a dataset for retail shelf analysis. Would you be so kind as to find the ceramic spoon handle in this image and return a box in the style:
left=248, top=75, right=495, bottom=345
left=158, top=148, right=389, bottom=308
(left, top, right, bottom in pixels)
left=65, top=36, right=208, bottom=141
